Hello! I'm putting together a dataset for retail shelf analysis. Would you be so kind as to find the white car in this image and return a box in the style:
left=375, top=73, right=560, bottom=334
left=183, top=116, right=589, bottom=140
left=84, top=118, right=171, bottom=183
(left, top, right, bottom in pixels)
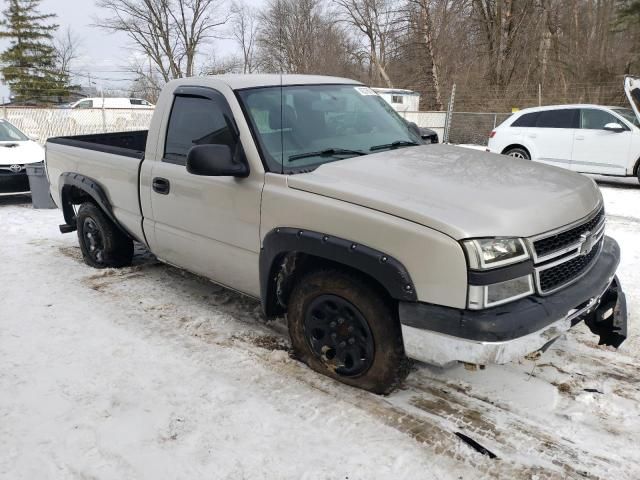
left=488, top=77, right=640, bottom=183
left=0, top=119, right=45, bottom=193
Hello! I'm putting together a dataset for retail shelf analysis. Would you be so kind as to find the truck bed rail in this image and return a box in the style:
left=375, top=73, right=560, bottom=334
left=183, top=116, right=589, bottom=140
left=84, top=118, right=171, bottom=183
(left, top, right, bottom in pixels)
left=47, top=130, right=148, bottom=159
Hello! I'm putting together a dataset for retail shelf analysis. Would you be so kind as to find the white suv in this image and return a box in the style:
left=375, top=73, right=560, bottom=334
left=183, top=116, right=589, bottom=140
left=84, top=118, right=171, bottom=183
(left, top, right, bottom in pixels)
left=487, top=104, right=640, bottom=182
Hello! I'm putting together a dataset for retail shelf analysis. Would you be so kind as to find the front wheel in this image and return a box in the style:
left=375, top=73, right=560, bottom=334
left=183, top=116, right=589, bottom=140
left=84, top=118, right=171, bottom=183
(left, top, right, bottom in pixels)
left=76, top=202, right=134, bottom=268
left=287, top=269, right=408, bottom=394
left=504, top=147, right=531, bottom=160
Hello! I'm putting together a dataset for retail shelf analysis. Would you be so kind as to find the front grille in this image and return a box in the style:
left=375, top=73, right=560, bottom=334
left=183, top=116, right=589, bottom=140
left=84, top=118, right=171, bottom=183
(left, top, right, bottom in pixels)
left=0, top=167, right=26, bottom=176
left=538, top=238, right=602, bottom=293
left=533, top=207, right=604, bottom=258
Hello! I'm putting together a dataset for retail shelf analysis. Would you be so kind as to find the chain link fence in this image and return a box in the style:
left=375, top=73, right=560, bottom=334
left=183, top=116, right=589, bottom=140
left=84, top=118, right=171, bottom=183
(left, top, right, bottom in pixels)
left=446, top=112, right=513, bottom=145
left=399, top=110, right=512, bottom=145
left=0, top=107, right=155, bottom=144
left=2, top=105, right=510, bottom=148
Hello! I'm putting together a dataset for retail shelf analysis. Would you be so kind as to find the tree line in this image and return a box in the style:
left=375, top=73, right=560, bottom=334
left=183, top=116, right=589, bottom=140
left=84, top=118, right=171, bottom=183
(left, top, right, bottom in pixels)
left=2, top=0, right=640, bottom=110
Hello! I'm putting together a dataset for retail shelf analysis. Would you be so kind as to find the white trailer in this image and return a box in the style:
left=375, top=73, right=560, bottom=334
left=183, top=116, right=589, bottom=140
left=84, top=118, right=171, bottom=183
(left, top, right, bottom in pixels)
left=371, top=87, right=420, bottom=112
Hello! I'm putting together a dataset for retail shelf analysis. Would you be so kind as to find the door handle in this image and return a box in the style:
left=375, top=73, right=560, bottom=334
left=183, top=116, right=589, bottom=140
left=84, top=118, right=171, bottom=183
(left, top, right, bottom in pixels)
left=152, top=177, right=170, bottom=195
left=575, top=135, right=585, bottom=140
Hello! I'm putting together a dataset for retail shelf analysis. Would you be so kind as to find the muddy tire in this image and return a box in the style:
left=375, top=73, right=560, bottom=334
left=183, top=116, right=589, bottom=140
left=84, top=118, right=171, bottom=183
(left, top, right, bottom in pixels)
left=76, top=202, right=133, bottom=268
left=287, top=269, right=408, bottom=394
left=504, top=146, right=530, bottom=160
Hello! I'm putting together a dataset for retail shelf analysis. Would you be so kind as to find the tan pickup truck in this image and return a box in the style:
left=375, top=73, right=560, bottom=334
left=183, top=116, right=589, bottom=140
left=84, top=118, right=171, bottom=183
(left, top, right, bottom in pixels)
left=45, top=75, right=627, bottom=393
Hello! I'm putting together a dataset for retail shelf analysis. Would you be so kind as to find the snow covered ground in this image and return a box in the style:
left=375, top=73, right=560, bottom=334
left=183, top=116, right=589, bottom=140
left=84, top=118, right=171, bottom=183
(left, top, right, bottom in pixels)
left=1, top=179, right=639, bottom=480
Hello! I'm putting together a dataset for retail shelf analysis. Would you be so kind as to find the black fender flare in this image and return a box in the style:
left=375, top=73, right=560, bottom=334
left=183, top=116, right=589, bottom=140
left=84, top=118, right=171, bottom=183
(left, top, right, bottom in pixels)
left=58, top=172, right=129, bottom=237
left=259, top=228, right=417, bottom=316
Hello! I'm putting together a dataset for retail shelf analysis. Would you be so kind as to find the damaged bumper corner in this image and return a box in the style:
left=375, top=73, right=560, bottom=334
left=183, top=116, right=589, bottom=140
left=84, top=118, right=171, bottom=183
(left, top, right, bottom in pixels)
left=583, top=276, right=627, bottom=348
left=399, top=237, right=628, bottom=367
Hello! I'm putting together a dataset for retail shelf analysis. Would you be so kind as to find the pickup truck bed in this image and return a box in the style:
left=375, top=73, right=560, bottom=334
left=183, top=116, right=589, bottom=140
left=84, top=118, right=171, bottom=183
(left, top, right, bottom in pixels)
left=47, top=130, right=148, bottom=243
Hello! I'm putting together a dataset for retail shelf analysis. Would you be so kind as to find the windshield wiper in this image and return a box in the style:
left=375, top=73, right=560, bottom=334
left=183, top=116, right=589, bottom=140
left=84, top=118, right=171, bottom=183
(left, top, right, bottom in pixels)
left=370, top=140, right=420, bottom=152
left=288, top=148, right=366, bottom=162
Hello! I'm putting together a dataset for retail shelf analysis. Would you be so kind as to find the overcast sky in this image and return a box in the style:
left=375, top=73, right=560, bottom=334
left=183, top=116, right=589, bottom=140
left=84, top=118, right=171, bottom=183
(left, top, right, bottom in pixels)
left=0, top=0, right=263, bottom=99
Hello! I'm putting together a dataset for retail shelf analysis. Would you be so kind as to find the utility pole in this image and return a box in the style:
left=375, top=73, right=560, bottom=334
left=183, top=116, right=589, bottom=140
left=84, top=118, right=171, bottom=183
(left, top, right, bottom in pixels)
left=444, top=84, right=456, bottom=144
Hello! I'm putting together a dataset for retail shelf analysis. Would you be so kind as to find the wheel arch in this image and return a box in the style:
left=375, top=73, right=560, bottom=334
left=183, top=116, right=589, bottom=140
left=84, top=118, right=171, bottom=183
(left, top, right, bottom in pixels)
left=259, top=228, right=417, bottom=318
left=58, top=172, right=131, bottom=239
left=501, top=144, right=531, bottom=158
left=633, top=157, right=640, bottom=177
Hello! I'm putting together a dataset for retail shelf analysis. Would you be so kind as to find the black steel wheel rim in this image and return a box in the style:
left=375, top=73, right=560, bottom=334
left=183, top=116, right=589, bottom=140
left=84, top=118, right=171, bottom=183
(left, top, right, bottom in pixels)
left=82, top=217, right=105, bottom=263
left=303, top=294, right=374, bottom=377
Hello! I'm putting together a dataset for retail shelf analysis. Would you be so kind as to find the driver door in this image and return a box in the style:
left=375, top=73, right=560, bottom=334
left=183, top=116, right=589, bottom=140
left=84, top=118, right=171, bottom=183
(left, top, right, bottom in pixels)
left=146, top=86, right=263, bottom=297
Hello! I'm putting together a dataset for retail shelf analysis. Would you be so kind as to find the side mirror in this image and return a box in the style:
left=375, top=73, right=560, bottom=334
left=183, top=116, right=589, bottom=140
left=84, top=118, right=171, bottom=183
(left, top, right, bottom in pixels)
left=603, top=122, right=626, bottom=133
left=186, top=144, right=249, bottom=177
left=406, top=121, right=421, bottom=135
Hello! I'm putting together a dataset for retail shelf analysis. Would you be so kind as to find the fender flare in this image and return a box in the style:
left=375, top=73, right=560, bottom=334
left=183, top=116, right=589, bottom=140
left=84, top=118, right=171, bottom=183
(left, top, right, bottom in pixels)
left=58, top=172, right=129, bottom=237
left=259, top=228, right=417, bottom=316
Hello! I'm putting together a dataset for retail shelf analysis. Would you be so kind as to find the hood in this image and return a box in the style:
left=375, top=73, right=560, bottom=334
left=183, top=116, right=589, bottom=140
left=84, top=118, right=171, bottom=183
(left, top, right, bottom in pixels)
left=624, top=76, right=640, bottom=125
left=0, top=141, right=44, bottom=166
left=287, top=145, right=602, bottom=240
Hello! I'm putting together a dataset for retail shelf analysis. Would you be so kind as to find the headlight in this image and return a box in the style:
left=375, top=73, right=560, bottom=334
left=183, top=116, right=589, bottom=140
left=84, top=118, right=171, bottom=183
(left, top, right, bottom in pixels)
left=463, top=237, right=534, bottom=309
left=468, top=275, right=534, bottom=310
left=463, top=238, right=529, bottom=270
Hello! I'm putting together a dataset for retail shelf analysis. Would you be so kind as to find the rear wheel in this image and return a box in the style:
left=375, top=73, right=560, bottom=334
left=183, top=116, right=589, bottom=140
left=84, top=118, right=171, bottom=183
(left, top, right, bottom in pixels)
left=504, top=147, right=530, bottom=160
left=76, top=202, right=133, bottom=268
left=287, top=269, right=408, bottom=394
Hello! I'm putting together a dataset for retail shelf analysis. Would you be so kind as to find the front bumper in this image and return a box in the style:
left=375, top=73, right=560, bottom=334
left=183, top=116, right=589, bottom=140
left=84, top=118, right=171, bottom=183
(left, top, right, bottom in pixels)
left=399, top=236, right=628, bottom=366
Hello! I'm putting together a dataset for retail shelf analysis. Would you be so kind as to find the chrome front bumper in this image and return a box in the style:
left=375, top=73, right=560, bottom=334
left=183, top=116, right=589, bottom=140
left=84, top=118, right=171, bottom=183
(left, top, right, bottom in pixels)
left=399, top=237, right=627, bottom=367
left=402, top=285, right=611, bottom=366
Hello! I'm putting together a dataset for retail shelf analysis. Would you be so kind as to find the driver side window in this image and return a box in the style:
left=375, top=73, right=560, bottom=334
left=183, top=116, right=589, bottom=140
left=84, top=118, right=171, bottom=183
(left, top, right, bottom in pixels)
left=580, top=109, right=625, bottom=130
left=164, top=95, right=236, bottom=165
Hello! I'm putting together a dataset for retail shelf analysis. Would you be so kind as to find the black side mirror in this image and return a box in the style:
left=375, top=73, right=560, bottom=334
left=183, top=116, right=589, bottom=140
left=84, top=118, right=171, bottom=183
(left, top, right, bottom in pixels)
left=406, top=120, right=421, bottom=135
left=186, top=144, right=249, bottom=177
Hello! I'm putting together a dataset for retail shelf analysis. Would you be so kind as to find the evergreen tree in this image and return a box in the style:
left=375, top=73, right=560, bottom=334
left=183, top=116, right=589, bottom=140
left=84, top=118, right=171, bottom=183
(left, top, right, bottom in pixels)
left=0, top=0, right=72, bottom=104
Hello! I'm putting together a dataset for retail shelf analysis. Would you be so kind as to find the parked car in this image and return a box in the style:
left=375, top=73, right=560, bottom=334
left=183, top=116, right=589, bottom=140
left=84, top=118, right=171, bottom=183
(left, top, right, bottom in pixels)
left=62, top=98, right=155, bottom=109
left=488, top=78, right=640, bottom=183
left=45, top=75, right=627, bottom=393
left=0, top=119, right=44, bottom=193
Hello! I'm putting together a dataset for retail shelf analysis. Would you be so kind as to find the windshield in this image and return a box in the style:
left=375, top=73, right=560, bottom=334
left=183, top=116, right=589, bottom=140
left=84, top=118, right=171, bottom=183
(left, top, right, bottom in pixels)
left=0, top=121, right=28, bottom=142
left=237, top=84, right=423, bottom=172
left=611, top=108, right=640, bottom=127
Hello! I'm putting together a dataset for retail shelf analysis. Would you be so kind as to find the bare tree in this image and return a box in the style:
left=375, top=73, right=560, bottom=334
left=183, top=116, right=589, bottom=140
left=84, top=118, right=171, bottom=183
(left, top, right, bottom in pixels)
left=53, top=27, right=81, bottom=78
left=257, top=0, right=360, bottom=76
left=334, top=0, right=399, bottom=86
left=402, top=0, right=443, bottom=109
left=230, top=1, right=259, bottom=73
left=96, top=0, right=228, bottom=82
left=471, top=0, right=536, bottom=87
left=201, top=53, right=243, bottom=74
left=129, top=56, right=163, bottom=102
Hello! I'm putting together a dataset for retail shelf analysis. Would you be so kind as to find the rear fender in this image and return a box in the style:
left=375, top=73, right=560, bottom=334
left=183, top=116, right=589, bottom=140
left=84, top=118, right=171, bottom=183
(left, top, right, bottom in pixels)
left=58, top=172, right=129, bottom=237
